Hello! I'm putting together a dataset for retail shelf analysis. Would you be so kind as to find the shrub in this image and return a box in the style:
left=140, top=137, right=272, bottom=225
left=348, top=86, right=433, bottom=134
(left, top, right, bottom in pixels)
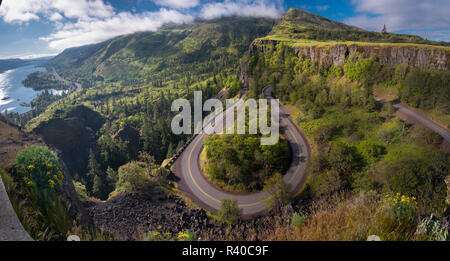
left=14, top=146, right=71, bottom=240
left=414, top=215, right=449, bottom=241
left=408, top=125, right=443, bottom=146
left=313, top=123, right=339, bottom=143
left=291, top=212, right=307, bottom=228
left=15, top=146, right=63, bottom=209
left=310, top=169, right=343, bottom=197
left=398, top=68, right=450, bottom=111
left=344, top=53, right=377, bottom=82
left=216, top=199, right=242, bottom=224
left=373, top=145, right=448, bottom=216
left=328, top=142, right=363, bottom=179
left=369, top=193, right=419, bottom=240
left=377, top=118, right=406, bottom=145
left=73, top=181, right=90, bottom=202
left=357, top=140, right=386, bottom=164
left=116, top=161, right=152, bottom=192
left=263, top=173, right=293, bottom=209
left=307, top=142, right=364, bottom=197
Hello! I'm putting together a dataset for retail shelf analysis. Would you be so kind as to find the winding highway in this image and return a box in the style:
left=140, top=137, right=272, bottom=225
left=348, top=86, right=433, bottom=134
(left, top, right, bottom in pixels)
left=173, top=86, right=311, bottom=217
left=51, top=67, right=82, bottom=93
left=375, top=98, right=450, bottom=142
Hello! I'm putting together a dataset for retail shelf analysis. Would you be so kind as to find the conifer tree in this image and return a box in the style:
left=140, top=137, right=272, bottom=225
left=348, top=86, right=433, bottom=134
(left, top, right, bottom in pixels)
left=87, top=149, right=103, bottom=194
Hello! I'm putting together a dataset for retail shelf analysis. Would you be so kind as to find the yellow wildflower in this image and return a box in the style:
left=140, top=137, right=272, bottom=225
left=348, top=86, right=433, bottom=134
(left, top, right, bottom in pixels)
left=177, top=231, right=190, bottom=240
left=48, top=179, right=55, bottom=189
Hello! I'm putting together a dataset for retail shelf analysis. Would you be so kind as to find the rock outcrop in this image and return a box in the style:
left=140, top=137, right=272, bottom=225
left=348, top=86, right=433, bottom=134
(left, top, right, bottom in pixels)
left=33, top=105, right=105, bottom=178
left=241, top=39, right=449, bottom=88
left=0, top=114, right=92, bottom=234
left=113, top=124, right=140, bottom=160
left=0, top=115, right=45, bottom=167
left=252, top=38, right=449, bottom=70
left=85, top=189, right=301, bottom=241
left=294, top=43, right=449, bottom=70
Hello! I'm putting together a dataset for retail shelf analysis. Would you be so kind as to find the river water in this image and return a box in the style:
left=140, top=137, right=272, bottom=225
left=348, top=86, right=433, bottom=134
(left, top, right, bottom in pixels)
left=0, top=64, right=66, bottom=114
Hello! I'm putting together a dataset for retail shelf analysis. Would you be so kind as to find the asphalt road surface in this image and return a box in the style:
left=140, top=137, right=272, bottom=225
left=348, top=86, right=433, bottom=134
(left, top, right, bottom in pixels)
left=174, top=87, right=311, bottom=217
left=376, top=98, right=450, bottom=142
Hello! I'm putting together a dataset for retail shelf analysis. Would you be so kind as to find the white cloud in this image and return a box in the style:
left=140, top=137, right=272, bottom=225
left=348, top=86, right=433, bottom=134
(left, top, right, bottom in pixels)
left=20, top=52, right=60, bottom=59
left=49, top=12, right=64, bottom=21
left=315, top=5, right=330, bottom=11
left=345, top=0, right=450, bottom=40
left=153, top=0, right=200, bottom=9
left=0, top=0, right=114, bottom=23
left=200, top=0, right=284, bottom=19
left=0, top=0, right=286, bottom=54
left=0, top=52, right=60, bottom=60
left=40, top=9, right=194, bottom=50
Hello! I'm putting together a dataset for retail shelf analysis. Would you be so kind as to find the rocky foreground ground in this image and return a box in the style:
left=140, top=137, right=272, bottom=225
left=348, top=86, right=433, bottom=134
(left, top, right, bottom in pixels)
left=85, top=189, right=301, bottom=241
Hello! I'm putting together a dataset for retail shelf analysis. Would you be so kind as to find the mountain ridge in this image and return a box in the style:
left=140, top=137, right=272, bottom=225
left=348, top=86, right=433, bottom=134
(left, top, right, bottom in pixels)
left=47, top=7, right=449, bottom=79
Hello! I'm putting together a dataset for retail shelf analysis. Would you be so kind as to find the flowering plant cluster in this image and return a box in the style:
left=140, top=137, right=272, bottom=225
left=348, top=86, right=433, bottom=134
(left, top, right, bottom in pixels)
left=23, top=162, right=63, bottom=190
left=384, top=193, right=417, bottom=207
left=384, top=193, right=418, bottom=222
left=16, top=146, right=63, bottom=193
left=144, top=227, right=196, bottom=241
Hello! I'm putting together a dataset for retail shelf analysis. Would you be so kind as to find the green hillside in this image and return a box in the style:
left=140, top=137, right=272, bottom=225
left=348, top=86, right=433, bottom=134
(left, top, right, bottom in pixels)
left=273, top=7, right=364, bottom=32
left=4, top=8, right=448, bottom=241
left=266, top=8, right=449, bottom=46
left=19, top=17, right=275, bottom=200
left=243, top=9, right=449, bottom=241
left=0, top=58, right=49, bottom=73
left=47, top=17, right=276, bottom=87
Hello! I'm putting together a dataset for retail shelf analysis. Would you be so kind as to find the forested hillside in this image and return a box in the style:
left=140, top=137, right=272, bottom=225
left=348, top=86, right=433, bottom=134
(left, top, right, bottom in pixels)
left=2, top=7, right=448, bottom=241
left=241, top=8, right=449, bottom=241
left=0, top=58, right=50, bottom=73
left=0, top=59, right=31, bottom=73
left=20, top=17, right=275, bottom=200
left=47, top=17, right=276, bottom=86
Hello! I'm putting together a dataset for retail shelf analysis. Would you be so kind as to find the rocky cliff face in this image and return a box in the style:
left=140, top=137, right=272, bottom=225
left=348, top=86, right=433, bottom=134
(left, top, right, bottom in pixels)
left=242, top=40, right=449, bottom=86
left=239, top=6, right=450, bottom=86
left=34, top=105, right=105, bottom=179
left=0, top=114, right=92, bottom=228
left=295, top=43, right=449, bottom=70
left=113, top=124, right=140, bottom=160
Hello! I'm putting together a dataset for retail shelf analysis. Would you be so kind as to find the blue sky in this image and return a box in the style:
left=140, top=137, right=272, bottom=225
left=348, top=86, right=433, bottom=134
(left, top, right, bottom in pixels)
left=0, top=0, right=449, bottom=59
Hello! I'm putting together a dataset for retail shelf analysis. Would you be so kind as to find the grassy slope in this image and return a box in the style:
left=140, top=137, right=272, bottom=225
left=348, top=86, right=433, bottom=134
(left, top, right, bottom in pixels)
left=265, top=8, right=449, bottom=48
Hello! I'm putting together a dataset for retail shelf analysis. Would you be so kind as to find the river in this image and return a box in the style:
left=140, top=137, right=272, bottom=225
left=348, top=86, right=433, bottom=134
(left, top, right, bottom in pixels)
left=0, top=64, right=66, bottom=114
